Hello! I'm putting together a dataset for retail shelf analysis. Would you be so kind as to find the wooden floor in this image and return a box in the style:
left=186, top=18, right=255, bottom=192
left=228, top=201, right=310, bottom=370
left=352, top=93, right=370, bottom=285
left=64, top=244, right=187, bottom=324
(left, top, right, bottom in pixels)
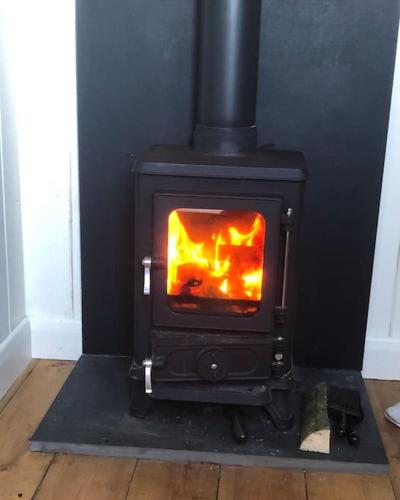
left=0, top=360, right=399, bottom=499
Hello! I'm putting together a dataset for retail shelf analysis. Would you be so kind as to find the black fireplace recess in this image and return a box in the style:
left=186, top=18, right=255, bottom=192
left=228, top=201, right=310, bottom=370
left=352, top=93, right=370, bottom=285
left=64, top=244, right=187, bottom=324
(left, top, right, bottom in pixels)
left=129, top=0, right=307, bottom=429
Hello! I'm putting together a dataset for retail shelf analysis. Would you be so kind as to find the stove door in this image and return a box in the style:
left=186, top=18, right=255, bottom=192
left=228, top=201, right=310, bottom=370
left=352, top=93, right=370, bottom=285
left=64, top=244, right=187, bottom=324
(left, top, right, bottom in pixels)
left=151, top=193, right=282, bottom=333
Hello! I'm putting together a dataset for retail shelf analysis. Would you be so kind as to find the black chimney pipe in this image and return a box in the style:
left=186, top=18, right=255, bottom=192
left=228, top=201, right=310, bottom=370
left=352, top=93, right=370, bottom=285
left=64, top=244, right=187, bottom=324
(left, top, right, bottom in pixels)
left=193, top=0, right=262, bottom=155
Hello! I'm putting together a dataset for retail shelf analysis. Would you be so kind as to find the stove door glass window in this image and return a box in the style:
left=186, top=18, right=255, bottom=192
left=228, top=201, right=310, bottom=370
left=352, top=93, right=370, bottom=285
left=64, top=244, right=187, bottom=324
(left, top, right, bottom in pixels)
left=167, top=208, right=266, bottom=316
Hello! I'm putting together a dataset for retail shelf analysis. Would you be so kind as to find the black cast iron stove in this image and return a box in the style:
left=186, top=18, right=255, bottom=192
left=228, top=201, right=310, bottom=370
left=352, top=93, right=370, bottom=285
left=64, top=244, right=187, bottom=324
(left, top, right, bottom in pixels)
left=129, top=0, right=307, bottom=431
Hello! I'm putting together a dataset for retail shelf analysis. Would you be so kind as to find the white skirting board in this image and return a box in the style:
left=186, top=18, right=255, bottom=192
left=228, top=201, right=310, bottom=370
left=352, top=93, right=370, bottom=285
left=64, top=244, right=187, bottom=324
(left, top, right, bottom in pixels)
left=30, top=318, right=82, bottom=361
left=0, top=317, right=32, bottom=400
left=362, top=337, right=400, bottom=380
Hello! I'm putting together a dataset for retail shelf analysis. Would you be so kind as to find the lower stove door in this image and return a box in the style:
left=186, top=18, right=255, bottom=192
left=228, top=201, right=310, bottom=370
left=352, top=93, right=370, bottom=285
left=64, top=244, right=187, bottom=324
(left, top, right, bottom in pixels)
left=150, top=331, right=272, bottom=384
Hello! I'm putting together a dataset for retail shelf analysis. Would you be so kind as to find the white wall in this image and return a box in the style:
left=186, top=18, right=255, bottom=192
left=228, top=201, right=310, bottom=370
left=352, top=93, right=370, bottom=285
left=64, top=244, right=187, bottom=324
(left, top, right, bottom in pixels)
left=0, top=0, right=82, bottom=361
left=0, top=4, right=32, bottom=398
left=362, top=22, right=400, bottom=380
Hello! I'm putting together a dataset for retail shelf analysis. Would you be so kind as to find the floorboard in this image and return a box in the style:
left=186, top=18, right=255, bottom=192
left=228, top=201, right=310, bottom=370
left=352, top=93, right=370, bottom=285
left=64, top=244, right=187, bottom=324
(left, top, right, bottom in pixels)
left=306, top=471, right=396, bottom=500
left=217, top=466, right=307, bottom=500
left=34, top=454, right=136, bottom=500
left=126, top=459, right=220, bottom=500
left=0, top=360, right=74, bottom=500
left=0, top=359, right=39, bottom=414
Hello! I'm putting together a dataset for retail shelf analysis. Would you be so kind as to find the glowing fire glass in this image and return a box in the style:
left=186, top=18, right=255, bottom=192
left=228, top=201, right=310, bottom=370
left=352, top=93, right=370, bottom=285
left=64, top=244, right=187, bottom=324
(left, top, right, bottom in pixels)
left=167, top=208, right=266, bottom=316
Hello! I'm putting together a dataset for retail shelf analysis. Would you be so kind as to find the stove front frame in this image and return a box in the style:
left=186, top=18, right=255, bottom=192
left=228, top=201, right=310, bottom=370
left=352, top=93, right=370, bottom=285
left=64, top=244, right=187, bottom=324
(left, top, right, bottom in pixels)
left=152, top=192, right=282, bottom=332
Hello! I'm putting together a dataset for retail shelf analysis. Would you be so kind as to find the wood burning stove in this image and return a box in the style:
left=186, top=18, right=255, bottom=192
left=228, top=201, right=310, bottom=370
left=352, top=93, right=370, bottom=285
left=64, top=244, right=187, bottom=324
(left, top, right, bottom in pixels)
left=129, top=0, right=307, bottom=430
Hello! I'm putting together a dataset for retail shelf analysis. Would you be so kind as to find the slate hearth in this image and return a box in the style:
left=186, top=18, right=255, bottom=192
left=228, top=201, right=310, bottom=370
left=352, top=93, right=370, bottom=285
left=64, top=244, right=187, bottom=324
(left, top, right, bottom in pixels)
left=30, top=355, right=388, bottom=473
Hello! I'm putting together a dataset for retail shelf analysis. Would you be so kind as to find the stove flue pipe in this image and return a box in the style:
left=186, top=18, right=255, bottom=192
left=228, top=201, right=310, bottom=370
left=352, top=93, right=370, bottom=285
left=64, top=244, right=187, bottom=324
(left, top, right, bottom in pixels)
left=193, top=0, right=262, bottom=155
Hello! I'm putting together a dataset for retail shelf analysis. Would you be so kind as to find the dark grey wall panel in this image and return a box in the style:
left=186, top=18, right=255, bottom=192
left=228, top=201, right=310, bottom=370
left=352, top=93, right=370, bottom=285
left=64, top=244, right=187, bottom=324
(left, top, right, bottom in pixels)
left=77, top=0, right=399, bottom=368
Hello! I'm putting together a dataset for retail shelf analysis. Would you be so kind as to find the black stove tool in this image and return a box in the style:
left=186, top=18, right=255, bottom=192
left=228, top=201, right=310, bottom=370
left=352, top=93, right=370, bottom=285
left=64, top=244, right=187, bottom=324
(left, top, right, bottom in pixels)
left=327, top=385, right=363, bottom=446
left=224, top=407, right=248, bottom=444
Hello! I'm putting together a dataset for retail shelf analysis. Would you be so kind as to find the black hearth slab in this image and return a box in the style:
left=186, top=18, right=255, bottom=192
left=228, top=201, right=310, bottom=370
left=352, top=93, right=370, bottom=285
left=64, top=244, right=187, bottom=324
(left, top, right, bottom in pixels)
left=30, top=355, right=388, bottom=473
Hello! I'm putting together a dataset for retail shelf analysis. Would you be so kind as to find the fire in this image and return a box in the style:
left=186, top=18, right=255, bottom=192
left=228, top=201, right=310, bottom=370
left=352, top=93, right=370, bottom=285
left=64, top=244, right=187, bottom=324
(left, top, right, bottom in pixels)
left=167, top=209, right=265, bottom=302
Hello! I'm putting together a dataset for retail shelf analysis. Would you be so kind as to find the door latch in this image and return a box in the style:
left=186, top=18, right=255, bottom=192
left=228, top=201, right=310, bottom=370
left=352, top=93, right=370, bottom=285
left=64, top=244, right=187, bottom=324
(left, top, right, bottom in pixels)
left=142, top=256, right=152, bottom=295
left=142, top=358, right=153, bottom=394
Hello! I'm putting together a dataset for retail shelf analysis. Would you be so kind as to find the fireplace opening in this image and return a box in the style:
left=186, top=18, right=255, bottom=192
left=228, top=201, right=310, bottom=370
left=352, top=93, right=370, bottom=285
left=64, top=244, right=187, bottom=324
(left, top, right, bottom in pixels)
left=167, top=208, right=266, bottom=316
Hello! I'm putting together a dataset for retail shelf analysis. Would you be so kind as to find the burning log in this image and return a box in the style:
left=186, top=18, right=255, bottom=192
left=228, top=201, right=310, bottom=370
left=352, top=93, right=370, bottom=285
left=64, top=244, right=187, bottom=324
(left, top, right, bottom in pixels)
left=219, top=244, right=261, bottom=267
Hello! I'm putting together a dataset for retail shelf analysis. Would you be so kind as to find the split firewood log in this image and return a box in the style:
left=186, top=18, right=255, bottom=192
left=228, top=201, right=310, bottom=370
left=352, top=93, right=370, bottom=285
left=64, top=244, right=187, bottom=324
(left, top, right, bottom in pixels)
left=299, top=382, right=331, bottom=454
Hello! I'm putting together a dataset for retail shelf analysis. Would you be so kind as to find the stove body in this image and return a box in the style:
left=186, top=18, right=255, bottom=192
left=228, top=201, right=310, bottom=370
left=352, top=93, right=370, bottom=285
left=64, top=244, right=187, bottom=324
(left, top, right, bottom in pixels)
left=129, top=0, right=307, bottom=429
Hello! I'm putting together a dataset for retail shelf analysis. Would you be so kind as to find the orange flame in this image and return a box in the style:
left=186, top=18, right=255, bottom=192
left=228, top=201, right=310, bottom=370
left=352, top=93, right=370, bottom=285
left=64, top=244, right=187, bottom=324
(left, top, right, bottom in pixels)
left=167, top=210, right=265, bottom=301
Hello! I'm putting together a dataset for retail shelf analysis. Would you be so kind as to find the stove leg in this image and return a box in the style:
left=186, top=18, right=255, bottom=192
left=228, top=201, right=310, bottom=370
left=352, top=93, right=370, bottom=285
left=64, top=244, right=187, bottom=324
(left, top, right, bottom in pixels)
left=130, top=380, right=153, bottom=418
left=264, top=390, right=293, bottom=430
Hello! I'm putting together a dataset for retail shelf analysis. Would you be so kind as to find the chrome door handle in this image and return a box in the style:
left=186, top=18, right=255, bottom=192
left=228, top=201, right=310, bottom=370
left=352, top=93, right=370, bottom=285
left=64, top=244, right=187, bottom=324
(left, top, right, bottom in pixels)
left=142, top=256, right=152, bottom=295
left=142, top=358, right=152, bottom=394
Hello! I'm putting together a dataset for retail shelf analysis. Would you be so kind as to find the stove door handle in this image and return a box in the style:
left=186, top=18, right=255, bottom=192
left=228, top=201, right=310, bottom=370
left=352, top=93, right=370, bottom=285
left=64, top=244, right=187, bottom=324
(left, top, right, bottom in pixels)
left=280, top=208, right=293, bottom=308
left=142, top=358, right=152, bottom=394
left=142, top=256, right=152, bottom=295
